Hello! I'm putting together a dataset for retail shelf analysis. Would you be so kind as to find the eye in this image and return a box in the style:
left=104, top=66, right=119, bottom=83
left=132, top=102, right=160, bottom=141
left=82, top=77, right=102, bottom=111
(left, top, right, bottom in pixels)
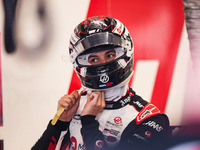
left=90, top=58, right=98, bottom=63
left=107, top=54, right=114, bottom=58
left=88, top=57, right=99, bottom=65
left=106, top=52, right=116, bottom=60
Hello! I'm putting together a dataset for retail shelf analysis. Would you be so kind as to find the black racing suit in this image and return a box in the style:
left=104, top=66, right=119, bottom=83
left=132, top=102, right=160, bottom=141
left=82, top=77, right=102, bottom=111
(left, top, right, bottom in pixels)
left=32, top=88, right=170, bottom=150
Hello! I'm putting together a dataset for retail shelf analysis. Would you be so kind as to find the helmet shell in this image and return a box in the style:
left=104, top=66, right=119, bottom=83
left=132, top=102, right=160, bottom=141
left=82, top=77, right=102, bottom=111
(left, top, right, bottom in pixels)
left=69, top=16, right=134, bottom=90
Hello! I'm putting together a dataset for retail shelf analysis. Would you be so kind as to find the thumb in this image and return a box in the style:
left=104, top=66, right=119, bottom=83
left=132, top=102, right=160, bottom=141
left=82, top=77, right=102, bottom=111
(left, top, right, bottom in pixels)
left=87, top=93, right=94, bottom=102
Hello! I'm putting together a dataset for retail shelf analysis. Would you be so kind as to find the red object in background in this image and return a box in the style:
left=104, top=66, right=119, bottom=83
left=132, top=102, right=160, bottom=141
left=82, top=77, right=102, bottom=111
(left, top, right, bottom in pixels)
left=68, top=0, right=184, bottom=113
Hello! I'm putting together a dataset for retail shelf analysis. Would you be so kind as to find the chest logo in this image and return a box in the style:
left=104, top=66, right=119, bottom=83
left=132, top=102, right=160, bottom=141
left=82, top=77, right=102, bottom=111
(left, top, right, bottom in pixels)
left=114, top=116, right=122, bottom=124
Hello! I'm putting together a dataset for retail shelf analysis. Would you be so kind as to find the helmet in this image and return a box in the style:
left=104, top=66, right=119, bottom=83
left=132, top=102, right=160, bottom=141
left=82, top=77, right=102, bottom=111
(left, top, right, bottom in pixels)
left=69, top=16, right=134, bottom=90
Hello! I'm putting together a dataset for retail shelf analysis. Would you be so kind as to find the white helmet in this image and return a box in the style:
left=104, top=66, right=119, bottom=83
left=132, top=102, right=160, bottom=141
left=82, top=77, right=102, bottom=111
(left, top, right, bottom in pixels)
left=69, top=16, right=134, bottom=90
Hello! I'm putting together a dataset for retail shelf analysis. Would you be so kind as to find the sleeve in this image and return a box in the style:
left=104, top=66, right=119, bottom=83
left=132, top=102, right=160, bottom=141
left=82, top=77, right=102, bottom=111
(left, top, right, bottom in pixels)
left=118, top=114, right=170, bottom=150
left=31, top=119, right=70, bottom=150
left=81, top=115, right=108, bottom=150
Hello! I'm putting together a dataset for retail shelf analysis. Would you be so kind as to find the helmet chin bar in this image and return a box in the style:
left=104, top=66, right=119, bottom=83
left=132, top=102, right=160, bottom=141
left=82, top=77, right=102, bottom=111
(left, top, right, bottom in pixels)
left=77, top=58, right=133, bottom=90
left=81, top=71, right=134, bottom=91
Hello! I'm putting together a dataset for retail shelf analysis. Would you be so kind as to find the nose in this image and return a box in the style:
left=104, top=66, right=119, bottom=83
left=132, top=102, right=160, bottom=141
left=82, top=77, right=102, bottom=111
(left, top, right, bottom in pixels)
left=100, top=56, right=108, bottom=64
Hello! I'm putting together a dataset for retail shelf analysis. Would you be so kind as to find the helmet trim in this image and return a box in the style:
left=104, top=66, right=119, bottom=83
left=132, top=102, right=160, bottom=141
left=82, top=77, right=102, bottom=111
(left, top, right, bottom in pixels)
left=74, top=32, right=126, bottom=53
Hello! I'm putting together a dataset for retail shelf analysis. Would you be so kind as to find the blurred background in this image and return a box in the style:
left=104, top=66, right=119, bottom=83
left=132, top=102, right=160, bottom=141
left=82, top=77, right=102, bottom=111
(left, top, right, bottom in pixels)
left=0, top=0, right=200, bottom=149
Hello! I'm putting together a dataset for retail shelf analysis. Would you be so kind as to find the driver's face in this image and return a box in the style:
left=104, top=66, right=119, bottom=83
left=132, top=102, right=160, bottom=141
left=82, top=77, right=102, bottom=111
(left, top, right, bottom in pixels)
left=88, top=49, right=116, bottom=65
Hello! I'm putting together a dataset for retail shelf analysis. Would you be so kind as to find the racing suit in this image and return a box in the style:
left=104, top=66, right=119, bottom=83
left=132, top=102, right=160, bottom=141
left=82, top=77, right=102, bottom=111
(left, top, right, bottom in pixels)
left=32, top=88, right=169, bottom=150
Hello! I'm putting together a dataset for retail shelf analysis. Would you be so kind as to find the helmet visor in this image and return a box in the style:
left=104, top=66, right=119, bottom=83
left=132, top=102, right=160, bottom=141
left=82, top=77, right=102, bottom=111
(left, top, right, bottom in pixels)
left=77, top=47, right=125, bottom=66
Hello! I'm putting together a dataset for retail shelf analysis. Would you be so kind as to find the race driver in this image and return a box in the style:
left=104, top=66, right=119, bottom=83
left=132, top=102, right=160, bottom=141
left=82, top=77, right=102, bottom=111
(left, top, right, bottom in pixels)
left=32, top=16, right=170, bottom=150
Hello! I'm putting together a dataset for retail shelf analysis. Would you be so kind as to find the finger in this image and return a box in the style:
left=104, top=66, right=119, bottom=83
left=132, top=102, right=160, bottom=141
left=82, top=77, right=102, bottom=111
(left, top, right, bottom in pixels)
left=97, top=91, right=103, bottom=105
left=90, top=91, right=100, bottom=103
left=67, top=90, right=82, bottom=107
left=58, top=98, right=71, bottom=110
left=87, top=92, right=96, bottom=101
left=59, top=94, right=76, bottom=110
left=97, top=91, right=104, bottom=106
left=67, top=94, right=77, bottom=105
left=88, top=93, right=94, bottom=100
left=101, top=91, right=106, bottom=108
left=71, top=90, right=80, bottom=100
left=97, top=91, right=105, bottom=105
left=102, top=91, right=105, bottom=99
left=74, top=94, right=81, bottom=107
left=64, top=90, right=80, bottom=106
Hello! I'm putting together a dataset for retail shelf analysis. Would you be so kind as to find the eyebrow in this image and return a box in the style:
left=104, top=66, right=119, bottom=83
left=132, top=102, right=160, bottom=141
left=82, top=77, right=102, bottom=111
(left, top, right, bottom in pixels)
left=88, top=49, right=116, bottom=59
left=105, top=49, right=115, bottom=55
left=88, top=54, right=98, bottom=59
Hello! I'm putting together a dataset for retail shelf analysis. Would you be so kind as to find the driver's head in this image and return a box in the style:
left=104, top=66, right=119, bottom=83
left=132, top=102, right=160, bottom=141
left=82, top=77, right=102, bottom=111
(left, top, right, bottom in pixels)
left=69, top=16, right=134, bottom=90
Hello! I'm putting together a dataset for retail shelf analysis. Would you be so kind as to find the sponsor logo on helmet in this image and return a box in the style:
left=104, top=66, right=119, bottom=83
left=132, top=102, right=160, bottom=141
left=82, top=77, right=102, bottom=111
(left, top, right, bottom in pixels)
left=117, top=28, right=122, bottom=34
left=99, top=82, right=113, bottom=88
left=100, top=74, right=109, bottom=83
